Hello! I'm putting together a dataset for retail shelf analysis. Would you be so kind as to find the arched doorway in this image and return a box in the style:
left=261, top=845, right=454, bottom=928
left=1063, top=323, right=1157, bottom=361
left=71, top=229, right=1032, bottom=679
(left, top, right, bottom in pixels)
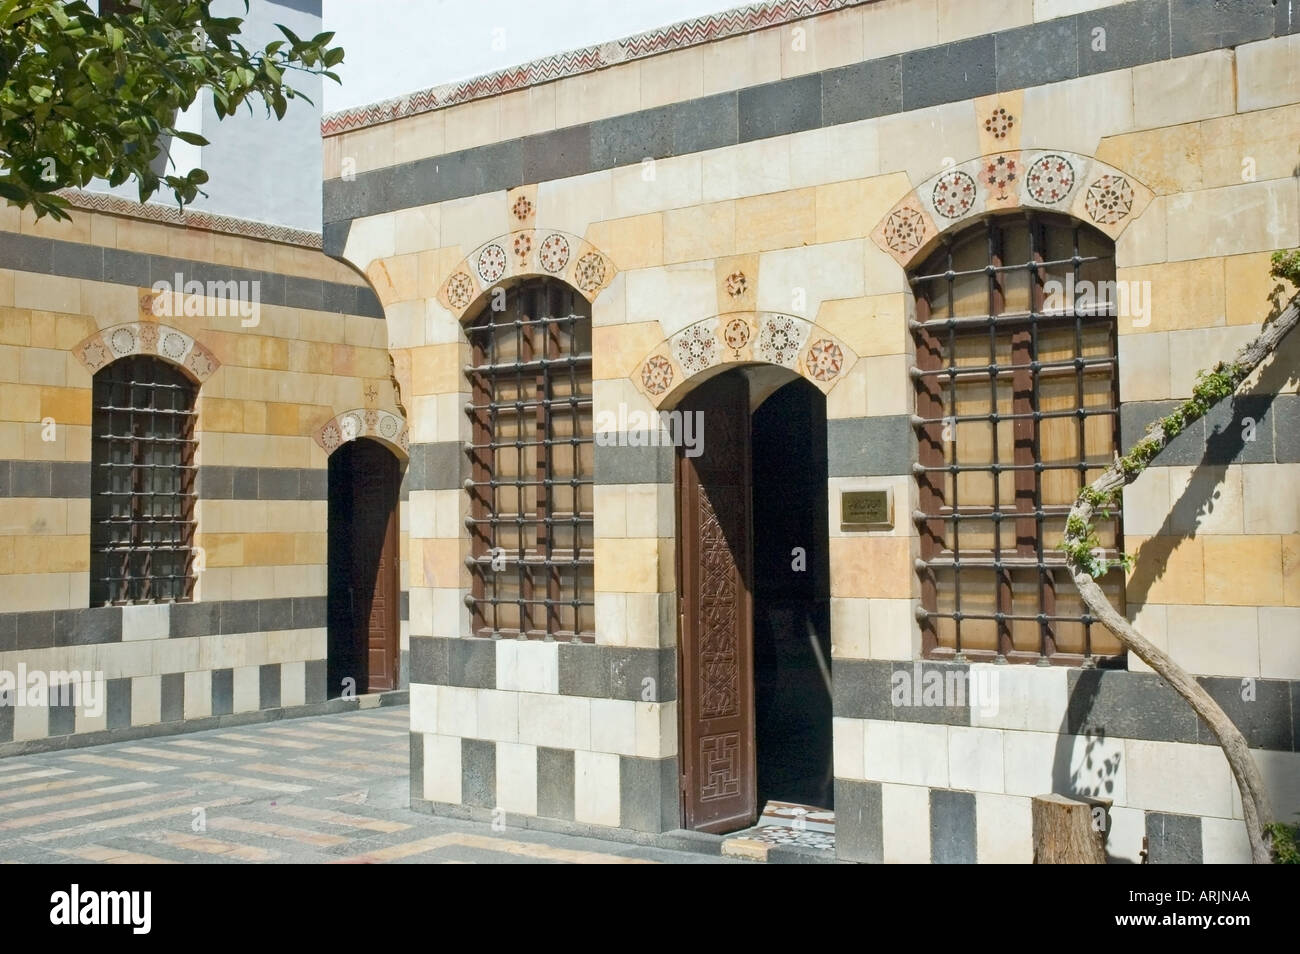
left=675, top=366, right=832, bottom=833
left=327, top=437, right=401, bottom=696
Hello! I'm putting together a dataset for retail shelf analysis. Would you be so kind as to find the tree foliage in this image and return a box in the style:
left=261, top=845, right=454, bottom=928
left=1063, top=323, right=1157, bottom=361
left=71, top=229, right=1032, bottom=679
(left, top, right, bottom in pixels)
left=0, top=0, right=343, bottom=220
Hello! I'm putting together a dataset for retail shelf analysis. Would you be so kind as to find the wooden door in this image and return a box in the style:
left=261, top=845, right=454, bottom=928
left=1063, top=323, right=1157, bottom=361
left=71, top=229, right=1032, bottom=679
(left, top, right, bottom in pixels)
left=328, top=439, right=400, bottom=695
left=676, top=372, right=755, bottom=833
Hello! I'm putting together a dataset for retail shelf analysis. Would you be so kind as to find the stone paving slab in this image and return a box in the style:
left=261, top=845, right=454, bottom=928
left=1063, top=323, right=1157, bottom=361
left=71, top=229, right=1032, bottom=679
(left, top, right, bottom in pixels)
left=0, top=705, right=736, bottom=865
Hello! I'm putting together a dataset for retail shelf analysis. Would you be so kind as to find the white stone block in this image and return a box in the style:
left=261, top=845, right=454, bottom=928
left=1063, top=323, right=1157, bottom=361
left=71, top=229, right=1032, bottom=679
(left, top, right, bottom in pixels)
left=574, top=749, right=621, bottom=827
left=122, top=603, right=170, bottom=641
left=476, top=688, right=520, bottom=743
left=975, top=792, right=1032, bottom=863
left=184, top=670, right=212, bottom=719
left=948, top=725, right=1005, bottom=793
left=436, top=684, right=479, bottom=738
left=1125, top=739, right=1234, bottom=817
left=590, top=698, right=638, bottom=755
left=518, top=692, right=591, bottom=751
left=422, top=733, right=462, bottom=804
left=881, top=782, right=931, bottom=863
left=409, top=682, right=439, bottom=734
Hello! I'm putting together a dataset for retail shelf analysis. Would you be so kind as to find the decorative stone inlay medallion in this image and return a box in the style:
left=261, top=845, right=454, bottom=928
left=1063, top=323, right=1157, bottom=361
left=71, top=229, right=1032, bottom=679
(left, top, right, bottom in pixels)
left=983, top=107, right=1014, bottom=140
left=674, top=323, right=719, bottom=374
left=80, top=340, right=109, bottom=373
left=512, top=232, right=532, bottom=260
left=110, top=327, right=137, bottom=355
left=539, top=233, right=570, bottom=273
left=883, top=207, right=927, bottom=255
left=641, top=355, right=673, bottom=396
left=321, top=421, right=342, bottom=453
left=723, top=317, right=750, bottom=356
left=138, top=323, right=159, bottom=353
left=757, top=314, right=803, bottom=367
left=511, top=196, right=533, bottom=221
left=184, top=345, right=215, bottom=380
left=932, top=170, right=976, bottom=219
left=725, top=271, right=747, bottom=298
left=446, top=271, right=475, bottom=309
left=981, top=154, right=1018, bottom=201
left=1084, top=174, right=1134, bottom=225
left=805, top=338, right=844, bottom=382
left=162, top=331, right=188, bottom=360
left=317, top=408, right=407, bottom=454
left=477, top=244, right=507, bottom=284
left=1026, top=154, right=1075, bottom=204
left=574, top=251, right=606, bottom=292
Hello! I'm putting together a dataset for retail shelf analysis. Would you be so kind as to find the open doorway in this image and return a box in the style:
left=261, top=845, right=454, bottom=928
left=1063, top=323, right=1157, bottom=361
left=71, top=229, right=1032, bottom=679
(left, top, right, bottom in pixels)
left=676, top=367, right=832, bottom=833
left=327, top=437, right=400, bottom=696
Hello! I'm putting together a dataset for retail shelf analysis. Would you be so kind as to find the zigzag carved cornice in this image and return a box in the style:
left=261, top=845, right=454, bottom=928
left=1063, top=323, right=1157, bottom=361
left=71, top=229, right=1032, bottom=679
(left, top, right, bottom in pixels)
left=56, top=189, right=323, bottom=249
left=320, top=0, right=866, bottom=137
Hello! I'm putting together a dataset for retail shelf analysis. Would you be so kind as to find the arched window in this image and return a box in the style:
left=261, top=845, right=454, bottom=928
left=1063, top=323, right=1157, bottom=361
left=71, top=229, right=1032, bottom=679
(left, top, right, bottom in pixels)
left=91, top=355, right=198, bottom=605
left=911, top=214, right=1124, bottom=665
left=465, top=280, right=594, bottom=640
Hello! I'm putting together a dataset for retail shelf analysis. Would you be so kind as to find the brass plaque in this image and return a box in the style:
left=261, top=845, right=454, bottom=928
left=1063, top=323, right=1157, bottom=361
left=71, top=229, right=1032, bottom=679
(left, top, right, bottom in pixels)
left=841, top=489, right=892, bottom=529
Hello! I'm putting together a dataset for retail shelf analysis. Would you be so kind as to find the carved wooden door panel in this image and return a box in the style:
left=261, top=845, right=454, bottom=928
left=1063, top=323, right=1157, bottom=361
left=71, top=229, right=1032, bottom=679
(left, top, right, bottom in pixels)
left=355, top=441, right=399, bottom=692
left=676, top=372, right=755, bottom=833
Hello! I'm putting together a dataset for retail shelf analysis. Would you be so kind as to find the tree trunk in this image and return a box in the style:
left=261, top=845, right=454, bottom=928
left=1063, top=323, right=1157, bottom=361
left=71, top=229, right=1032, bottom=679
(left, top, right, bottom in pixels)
left=1032, top=793, right=1107, bottom=863
left=1065, top=292, right=1299, bottom=865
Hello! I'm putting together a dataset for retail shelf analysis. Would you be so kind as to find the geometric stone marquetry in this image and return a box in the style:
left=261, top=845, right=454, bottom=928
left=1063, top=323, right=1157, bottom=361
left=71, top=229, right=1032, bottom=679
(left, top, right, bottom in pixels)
left=316, top=406, right=409, bottom=456
left=437, top=227, right=616, bottom=319
left=632, top=311, right=860, bottom=407
left=871, top=149, right=1154, bottom=266
left=72, top=322, right=220, bottom=383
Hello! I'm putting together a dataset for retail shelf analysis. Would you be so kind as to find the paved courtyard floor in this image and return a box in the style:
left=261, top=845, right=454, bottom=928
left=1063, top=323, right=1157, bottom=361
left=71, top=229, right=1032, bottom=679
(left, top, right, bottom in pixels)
left=0, top=706, right=733, bottom=864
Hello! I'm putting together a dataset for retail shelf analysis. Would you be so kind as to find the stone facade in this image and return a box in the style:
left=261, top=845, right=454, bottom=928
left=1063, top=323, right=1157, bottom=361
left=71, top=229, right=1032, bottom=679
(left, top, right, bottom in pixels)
left=319, top=0, right=1300, bottom=862
left=1, top=0, right=1298, bottom=865
left=0, top=204, right=411, bottom=753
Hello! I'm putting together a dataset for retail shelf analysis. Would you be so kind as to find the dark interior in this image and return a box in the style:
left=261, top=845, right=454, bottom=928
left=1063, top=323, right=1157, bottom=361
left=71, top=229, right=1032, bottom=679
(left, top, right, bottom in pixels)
left=750, top=376, right=833, bottom=810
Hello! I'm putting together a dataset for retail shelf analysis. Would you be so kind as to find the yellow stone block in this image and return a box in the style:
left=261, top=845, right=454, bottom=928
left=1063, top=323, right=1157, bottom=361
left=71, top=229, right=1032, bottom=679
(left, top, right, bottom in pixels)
left=815, top=174, right=910, bottom=245
left=1284, top=534, right=1299, bottom=606
left=293, top=532, right=327, bottom=565
left=1224, top=251, right=1296, bottom=327
left=243, top=532, right=297, bottom=566
left=817, top=295, right=908, bottom=357
left=419, top=538, right=463, bottom=588
left=0, top=537, right=14, bottom=575
left=28, top=535, right=89, bottom=572
left=0, top=383, right=39, bottom=422
left=1203, top=535, right=1283, bottom=606
left=198, top=532, right=245, bottom=568
left=199, top=397, right=245, bottom=433
left=735, top=188, right=816, bottom=254
left=1127, top=535, right=1204, bottom=605
left=592, top=322, right=665, bottom=381
left=1117, top=259, right=1225, bottom=334
left=0, top=307, right=31, bottom=346
left=662, top=202, right=736, bottom=264
left=242, top=401, right=267, bottom=435
left=267, top=403, right=301, bottom=436
left=38, top=387, right=91, bottom=427
left=594, top=538, right=661, bottom=593
left=828, top=536, right=912, bottom=598
left=52, top=315, right=97, bottom=350
left=586, top=213, right=664, bottom=271
left=368, top=253, right=421, bottom=305
left=410, top=344, right=463, bottom=396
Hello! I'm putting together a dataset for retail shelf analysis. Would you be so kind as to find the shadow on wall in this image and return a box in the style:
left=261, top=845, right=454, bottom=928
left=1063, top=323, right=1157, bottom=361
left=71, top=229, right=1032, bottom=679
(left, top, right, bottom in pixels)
left=1124, top=288, right=1300, bottom=607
